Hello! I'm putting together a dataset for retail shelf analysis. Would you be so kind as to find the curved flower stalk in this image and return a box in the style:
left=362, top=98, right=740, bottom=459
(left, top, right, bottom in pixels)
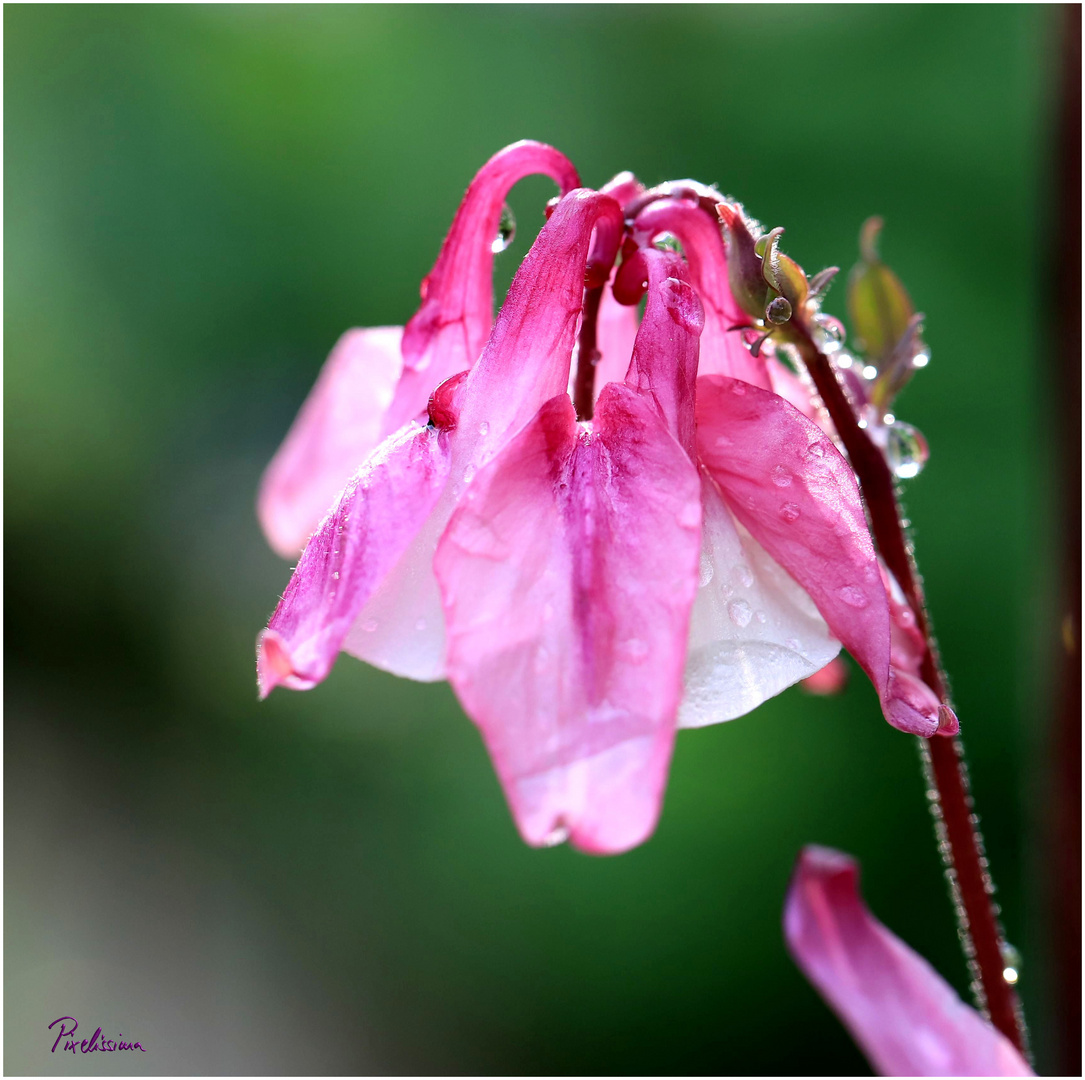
left=257, top=140, right=581, bottom=557
left=784, top=846, right=1032, bottom=1077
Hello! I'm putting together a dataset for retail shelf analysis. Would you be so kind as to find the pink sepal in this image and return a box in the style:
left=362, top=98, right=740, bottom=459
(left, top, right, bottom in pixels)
left=257, top=424, right=452, bottom=697
left=258, top=326, right=403, bottom=557
left=785, top=846, right=1032, bottom=1077
left=435, top=252, right=703, bottom=853
left=695, top=376, right=938, bottom=736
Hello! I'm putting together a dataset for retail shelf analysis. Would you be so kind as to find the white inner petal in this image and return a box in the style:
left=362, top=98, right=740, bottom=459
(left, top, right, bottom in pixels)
left=679, top=471, right=840, bottom=728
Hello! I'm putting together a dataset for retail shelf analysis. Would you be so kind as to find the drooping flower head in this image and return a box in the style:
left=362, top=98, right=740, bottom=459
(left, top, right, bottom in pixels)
left=256, top=143, right=949, bottom=852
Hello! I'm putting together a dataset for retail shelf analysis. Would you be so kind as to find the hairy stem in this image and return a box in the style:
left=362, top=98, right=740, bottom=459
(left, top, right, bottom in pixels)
left=794, top=330, right=1027, bottom=1054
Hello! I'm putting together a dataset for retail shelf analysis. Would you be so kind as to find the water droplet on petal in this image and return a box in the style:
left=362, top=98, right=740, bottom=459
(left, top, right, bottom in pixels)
left=492, top=203, right=516, bottom=253
left=755, top=609, right=767, bottom=624
left=733, top=565, right=754, bottom=589
left=779, top=502, right=801, bottom=523
left=730, top=381, right=747, bottom=396
left=862, top=364, right=878, bottom=381
left=332, top=571, right=340, bottom=580
left=463, top=463, right=477, bottom=484
left=698, top=551, right=715, bottom=588
left=805, top=441, right=826, bottom=461
left=886, top=421, right=929, bottom=479
left=837, top=585, right=869, bottom=609
left=772, top=465, right=793, bottom=487
left=478, top=421, right=490, bottom=437
left=728, top=599, right=753, bottom=628
left=362, top=618, right=378, bottom=633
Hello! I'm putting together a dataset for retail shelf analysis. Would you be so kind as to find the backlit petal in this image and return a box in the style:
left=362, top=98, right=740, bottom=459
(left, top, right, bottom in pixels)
left=785, top=846, right=1032, bottom=1077
left=258, top=326, right=403, bottom=557
left=680, top=470, right=840, bottom=727
left=257, top=423, right=451, bottom=696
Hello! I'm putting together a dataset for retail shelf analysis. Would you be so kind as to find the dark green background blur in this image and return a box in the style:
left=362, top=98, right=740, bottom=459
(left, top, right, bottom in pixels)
left=5, top=4, right=1061, bottom=1075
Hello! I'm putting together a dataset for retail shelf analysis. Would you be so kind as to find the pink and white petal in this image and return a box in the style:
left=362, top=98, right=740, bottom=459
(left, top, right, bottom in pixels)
left=680, top=471, right=840, bottom=728
left=695, top=376, right=936, bottom=736
left=257, top=423, right=452, bottom=697
left=435, top=388, right=702, bottom=854
left=258, top=326, right=403, bottom=557
left=591, top=284, right=640, bottom=399
left=383, top=141, right=581, bottom=438
left=785, top=846, right=1033, bottom=1077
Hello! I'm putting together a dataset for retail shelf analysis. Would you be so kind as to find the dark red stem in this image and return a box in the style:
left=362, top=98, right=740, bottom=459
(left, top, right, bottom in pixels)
left=793, top=329, right=1027, bottom=1054
left=572, top=284, right=604, bottom=421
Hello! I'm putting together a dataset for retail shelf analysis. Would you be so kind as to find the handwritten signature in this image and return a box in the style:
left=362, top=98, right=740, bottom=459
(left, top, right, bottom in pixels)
left=49, top=1017, right=146, bottom=1054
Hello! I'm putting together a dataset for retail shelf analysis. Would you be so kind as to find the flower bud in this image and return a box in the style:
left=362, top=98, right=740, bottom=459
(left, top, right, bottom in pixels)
left=847, top=217, right=914, bottom=363
left=717, top=202, right=769, bottom=321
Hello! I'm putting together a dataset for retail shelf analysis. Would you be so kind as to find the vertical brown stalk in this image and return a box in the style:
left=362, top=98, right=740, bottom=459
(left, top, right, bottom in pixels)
left=572, top=285, right=604, bottom=421
left=794, top=334, right=1027, bottom=1054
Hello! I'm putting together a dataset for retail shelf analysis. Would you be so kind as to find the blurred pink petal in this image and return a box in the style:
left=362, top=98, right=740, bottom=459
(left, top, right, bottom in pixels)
left=258, top=327, right=403, bottom=557
left=801, top=656, right=849, bottom=696
left=435, top=250, right=702, bottom=852
left=258, top=141, right=579, bottom=556
left=785, top=846, right=1032, bottom=1077
left=695, top=376, right=940, bottom=737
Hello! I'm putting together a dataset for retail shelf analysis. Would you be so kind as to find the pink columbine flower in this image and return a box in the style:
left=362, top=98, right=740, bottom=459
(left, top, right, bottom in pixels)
left=257, top=141, right=581, bottom=557
left=257, top=146, right=946, bottom=853
left=784, top=846, right=1032, bottom=1076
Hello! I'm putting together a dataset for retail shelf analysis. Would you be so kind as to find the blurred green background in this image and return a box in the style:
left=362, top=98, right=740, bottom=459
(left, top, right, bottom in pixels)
left=5, top=4, right=1061, bottom=1074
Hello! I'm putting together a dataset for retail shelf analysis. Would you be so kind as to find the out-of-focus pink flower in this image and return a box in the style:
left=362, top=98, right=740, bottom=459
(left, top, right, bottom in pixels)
left=801, top=656, right=849, bottom=696
left=257, top=147, right=945, bottom=851
left=257, top=140, right=580, bottom=557
left=784, top=845, right=1032, bottom=1077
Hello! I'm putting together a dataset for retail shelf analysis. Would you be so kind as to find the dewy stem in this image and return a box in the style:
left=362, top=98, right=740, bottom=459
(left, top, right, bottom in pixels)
left=793, top=329, right=1028, bottom=1055
left=572, top=283, right=604, bottom=422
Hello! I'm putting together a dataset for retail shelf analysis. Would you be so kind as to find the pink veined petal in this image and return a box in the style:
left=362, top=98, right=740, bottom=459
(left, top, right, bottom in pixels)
left=256, top=423, right=452, bottom=697
left=627, top=198, right=772, bottom=389
left=435, top=390, right=702, bottom=854
left=590, top=283, right=640, bottom=400
left=679, top=469, right=841, bottom=728
left=784, top=846, right=1033, bottom=1077
left=258, top=327, right=403, bottom=557
left=383, top=141, right=581, bottom=439
left=695, top=375, right=938, bottom=737
left=435, top=252, right=703, bottom=853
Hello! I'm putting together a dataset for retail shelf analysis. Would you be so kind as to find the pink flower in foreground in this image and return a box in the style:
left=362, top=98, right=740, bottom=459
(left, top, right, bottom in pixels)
left=257, top=140, right=580, bottom=557
left=257, top=146, right=947, bottom=852
left=785, top=846, right=1032, bottom=1076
